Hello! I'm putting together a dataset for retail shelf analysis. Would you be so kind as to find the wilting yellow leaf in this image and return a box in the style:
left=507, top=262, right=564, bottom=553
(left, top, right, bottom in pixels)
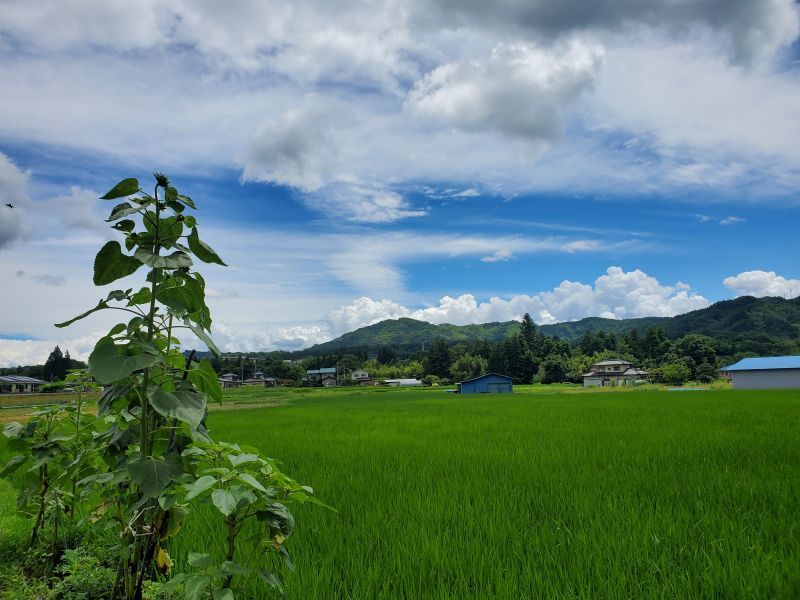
left=156, top=547, right=173, bottom=572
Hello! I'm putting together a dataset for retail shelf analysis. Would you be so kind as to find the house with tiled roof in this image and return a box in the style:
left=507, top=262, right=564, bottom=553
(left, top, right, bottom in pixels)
left=583, top=359, right=647, bottom=387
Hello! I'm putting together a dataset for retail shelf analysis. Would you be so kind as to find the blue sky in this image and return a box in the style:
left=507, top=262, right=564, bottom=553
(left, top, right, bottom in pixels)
left=1, top=0, right=799, bottom=365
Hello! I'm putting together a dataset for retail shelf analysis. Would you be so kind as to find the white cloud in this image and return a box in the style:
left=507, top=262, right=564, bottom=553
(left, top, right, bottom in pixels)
left=0, top=265, right=710, bottom=365
left=408, top=41, right=603, bottom=143
left=481, top=249, right=513, bottom=263
left=723, top=270, right=800, bottom=298
left=719, top=216, right=745, bottom=226
left=0, top=1, right=797, bottom=210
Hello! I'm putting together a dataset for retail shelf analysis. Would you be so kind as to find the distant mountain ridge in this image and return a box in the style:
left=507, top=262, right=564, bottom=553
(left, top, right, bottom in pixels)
left=302, top=296, right=800, bottom=355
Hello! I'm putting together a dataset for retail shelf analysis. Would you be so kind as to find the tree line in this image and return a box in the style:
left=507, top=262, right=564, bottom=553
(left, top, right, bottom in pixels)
left=204, top=313, right=728, bottom=387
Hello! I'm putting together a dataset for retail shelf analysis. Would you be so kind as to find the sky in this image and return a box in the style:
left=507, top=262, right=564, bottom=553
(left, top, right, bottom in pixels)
left=1, top=0, right=800, bottom=366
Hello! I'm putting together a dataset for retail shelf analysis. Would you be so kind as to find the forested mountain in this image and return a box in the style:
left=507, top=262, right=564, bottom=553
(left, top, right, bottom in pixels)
left=304, top=296, right=800, bottom=357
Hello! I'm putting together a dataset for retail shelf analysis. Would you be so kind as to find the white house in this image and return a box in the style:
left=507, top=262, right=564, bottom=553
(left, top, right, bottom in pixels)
left=720, top=356, right=800, bottom=389
left=351, top=369, right=370, bottom=383
left=583, top=359, right=647, bottom=387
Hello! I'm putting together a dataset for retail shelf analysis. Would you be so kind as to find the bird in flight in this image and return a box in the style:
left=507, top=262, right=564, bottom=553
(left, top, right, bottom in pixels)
left=4, top=204, right=12, bottom=208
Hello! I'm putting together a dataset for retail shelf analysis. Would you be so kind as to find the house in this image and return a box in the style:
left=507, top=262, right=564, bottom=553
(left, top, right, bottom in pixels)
left=583, top=359, right=647, bottom=387
left=383, top=378, right=423, bottom=387
left=0, top=375, right=47, bottom=394
left=218, top=373, right=240, bottom=389
left=243, top=371, right=277, bottom=387
left=720, top=356, right=800, bottom=389
left=351, top=369, right=370, bottom=383
left=306, top=367, right=337, bottom=386
left=456, top=373, right=513, bottom=394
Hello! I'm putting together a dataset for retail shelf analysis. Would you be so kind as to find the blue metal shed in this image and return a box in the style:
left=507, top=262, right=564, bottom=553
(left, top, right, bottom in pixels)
left=457, top=373, right=513, bottom=394
left=720, top=356, right=800, bottom=389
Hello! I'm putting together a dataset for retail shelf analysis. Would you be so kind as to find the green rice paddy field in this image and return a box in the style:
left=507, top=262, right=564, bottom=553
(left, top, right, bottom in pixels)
left=3, top=386, right=800, bottom=598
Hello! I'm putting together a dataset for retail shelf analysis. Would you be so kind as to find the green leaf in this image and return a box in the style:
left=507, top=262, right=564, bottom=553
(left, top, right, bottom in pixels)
left=237, top=472, right=268, bottom=494
left=220, top=561, right=250, bottom=576
left=88, top=337, right=161, bottom=384
left=148, top=386, right=207, bottom=429
left=185, top=575, right=211, bottom=600
left=165, top=186, right=178, bottom=202
left=106, top=202, right=141, bottom=221
left=165, top=200, right=184, bottom=213
left=188, top=227, right=226, bottom=266
left=55, top=300, right=108, bottom=328
left=112, top=219, right=136, bottom=232
left=184, top=475, right=217, bottom=501
left=94, top=241, right=142, bottom=286
left=157, top=278, right=203, bottom=314
left=183, top=215, right=197, bottom=227
left=163, top=504, right=189, bottom=540
left=134, top=247, right=193, bottom=269
left=259, top=570, right=282, bottom=589
left=187, top=552, right=213, bottom=569
left=97, top=383, right=131, bottom=416
left=161, top=574, right=186, bottom=590
left=0, top=454, right=29, bottom=477
left=127, top=454, right=183, bottom=498
left=184, top=320, right=221, bottom=358
left=213, top=589, right=235, bottom=600
left=189, top=359, right=222, bottom=404
left=262, top=503, right=294, bottom=537
left=178, top=194, right=196, bottom=209
left=212, top=489, right=237, bottom=516
left=229, top=453, right=259, bottom=467
left=101, top=178, right=139, bottom=200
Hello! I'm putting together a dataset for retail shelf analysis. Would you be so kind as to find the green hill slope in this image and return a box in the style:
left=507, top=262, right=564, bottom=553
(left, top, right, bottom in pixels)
left=302, top=296, right=800, bottom=355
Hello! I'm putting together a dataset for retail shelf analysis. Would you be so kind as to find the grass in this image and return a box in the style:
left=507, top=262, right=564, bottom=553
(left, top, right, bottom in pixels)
left=2, top=385, right=798, bottom=598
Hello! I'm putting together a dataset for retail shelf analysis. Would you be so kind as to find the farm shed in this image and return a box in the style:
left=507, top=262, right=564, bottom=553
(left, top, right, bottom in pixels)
left=457, top=373, right=513, bottom=394
left=383, top=378, right=423, bottom=387
left=0, top=375, right=47, bottom=394
left=720, top=356, right=800, bottom=389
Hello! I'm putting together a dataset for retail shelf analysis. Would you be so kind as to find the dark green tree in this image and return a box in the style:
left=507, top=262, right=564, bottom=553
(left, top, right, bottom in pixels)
left=423, top=339, right=451, bottom=379
left=42, top=345, right=70, bottom=382
left=540, top=356, right=568, bottom=384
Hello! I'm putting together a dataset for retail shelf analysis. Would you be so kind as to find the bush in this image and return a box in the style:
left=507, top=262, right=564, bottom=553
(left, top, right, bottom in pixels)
left=651, top=363, right=692, bottom=386
left=695, top=362, right=719, bottom=383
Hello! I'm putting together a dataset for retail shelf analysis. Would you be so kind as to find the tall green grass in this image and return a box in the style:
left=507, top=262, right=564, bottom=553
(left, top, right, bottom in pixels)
left=175, top=388, right=800, bottom=598
left=2, top=387, right=799, bottom=598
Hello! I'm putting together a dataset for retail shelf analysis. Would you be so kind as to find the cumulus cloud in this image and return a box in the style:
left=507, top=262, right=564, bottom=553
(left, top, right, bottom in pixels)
left=420, top=0, right=799, bottom=64
left=0, top=0, right=796, bottom=211
left=408, top=41, right=603, bottom=143
left=194, top=266, right=710, bottom=352
left=0, top=332, right=103, bottom=368
left=0, top=265, right=710, bottom=363
left=723, top=270, right=800, bottom=298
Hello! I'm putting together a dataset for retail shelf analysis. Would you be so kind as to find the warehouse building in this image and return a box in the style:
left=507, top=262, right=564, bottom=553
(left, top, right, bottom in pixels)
left=720, top=356, right=800, bottom=389
left=456, top=373, right=513, bottom=394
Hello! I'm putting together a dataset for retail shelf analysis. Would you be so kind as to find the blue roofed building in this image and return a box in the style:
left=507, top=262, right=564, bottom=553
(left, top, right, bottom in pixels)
left=456, top=373, right=513, bottom=394
left=720, top=356, right=800, bottom=389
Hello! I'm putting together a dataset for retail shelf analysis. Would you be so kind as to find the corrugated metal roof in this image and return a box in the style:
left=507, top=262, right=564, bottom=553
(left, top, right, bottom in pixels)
left=307, top=368, right=337, bottom=374
left=721, top=356, right=800, bottom=371
left=0, top=375, right=47, bottom=384
left=459, top=373, right=513, bottom=384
